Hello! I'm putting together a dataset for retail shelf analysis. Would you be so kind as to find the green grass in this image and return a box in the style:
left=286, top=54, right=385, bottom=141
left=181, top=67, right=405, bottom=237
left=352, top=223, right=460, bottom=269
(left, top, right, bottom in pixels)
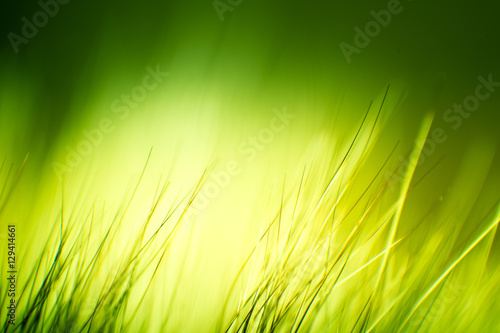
left=1, top=93, right=499, bottom=333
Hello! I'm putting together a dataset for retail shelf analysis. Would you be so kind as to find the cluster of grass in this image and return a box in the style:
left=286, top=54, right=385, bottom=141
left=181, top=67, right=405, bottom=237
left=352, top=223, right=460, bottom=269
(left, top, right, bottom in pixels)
left=1, top=94, right=499, bottom=333
left=217, top=101, right=500, bottom=332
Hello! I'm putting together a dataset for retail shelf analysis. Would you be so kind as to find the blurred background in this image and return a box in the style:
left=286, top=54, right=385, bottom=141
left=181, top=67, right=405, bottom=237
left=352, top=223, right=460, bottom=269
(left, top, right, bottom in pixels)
left=1, top=0, right=499, bottom=251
